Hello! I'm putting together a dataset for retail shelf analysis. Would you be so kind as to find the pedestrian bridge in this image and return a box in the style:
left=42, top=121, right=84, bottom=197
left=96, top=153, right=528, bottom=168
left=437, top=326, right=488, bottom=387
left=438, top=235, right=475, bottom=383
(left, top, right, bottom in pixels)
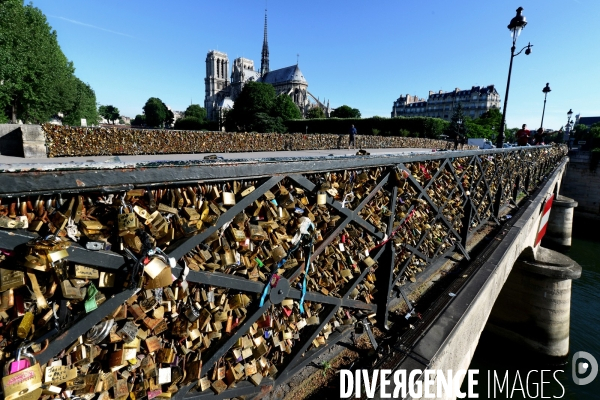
left=0, top=145, right=569, bottom=400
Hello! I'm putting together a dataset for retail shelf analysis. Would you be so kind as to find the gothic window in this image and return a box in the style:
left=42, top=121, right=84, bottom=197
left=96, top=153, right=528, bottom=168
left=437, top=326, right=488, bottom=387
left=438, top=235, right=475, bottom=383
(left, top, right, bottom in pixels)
left=217, top=60, right=220, bottom=78
left=222, top=62, right=225, bottom=79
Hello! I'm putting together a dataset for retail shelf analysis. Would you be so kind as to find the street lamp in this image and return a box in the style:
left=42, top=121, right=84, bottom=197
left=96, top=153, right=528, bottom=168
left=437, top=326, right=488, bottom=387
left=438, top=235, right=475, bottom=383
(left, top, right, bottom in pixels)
left=496, top=7, right=533, bottom=149
left=454, top=118, right=463, bottom=149
left=564, top=109, right=574, bottom=144
left=540, top=83, right=551, bottom=130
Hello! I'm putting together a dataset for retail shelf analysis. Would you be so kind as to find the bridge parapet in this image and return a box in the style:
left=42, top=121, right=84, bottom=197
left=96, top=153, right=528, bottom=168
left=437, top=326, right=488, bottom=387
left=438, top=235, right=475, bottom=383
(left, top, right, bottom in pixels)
left=0, top=145, right=567, bottom=399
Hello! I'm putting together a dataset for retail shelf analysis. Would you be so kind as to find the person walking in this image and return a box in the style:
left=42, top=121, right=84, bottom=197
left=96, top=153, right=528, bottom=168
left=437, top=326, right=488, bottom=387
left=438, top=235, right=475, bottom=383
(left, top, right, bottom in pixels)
left=348, top=124, right=357, bottom=150
left=516, top=124, right=530, bottom=146
left=533, top=128, right=544, bottom=145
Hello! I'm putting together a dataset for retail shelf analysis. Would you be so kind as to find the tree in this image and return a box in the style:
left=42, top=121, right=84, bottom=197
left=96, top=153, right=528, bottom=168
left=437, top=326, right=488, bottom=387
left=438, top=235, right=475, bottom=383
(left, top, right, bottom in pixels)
left=132, top=114, right=146, bottom=126
left=61, top=77, right=99, bottom=126
left=306, top=107, right=325, bottom=119
left=447, top=104, right=468, bottom=147
left=174, top=117, right=204, bottom=131
left=227, top=82, right=278, bottom=132
left=164, top=103, right=174, bottom=128
left=252, top=113, right=287, bottom=134
left=271, top=95, right=301, bottom=121
left=331, top=105, right=361, bottom=119
left=98, top=105, right=120, bottom=124
left=228, top=82, right=275, bottom=129
left=0, top=0, right=81, bottom=123
left=573, top=124, right=588, bottom=141
left=184, top=104, right=206, bottom=121
left=143, top=97, right=167, bottom=127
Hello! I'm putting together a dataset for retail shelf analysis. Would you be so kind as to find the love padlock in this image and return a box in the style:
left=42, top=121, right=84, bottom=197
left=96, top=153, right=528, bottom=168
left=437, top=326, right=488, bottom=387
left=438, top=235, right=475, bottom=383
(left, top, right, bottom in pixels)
left=117, top=202, right=138, bottom=232
left=2, top=348, right=43, bottom=400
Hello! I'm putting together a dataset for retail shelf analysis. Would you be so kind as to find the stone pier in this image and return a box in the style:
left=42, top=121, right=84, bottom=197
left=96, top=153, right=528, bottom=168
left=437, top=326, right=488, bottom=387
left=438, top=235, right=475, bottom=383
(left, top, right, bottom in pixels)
left=486, top=247, right=581, bottom=362
left=543, top=195, right=578, bottom=250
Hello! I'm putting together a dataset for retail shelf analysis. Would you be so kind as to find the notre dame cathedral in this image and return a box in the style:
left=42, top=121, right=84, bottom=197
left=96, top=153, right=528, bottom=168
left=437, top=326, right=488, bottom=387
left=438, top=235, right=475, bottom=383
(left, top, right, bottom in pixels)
left=204, top=11, right=329, bottom=122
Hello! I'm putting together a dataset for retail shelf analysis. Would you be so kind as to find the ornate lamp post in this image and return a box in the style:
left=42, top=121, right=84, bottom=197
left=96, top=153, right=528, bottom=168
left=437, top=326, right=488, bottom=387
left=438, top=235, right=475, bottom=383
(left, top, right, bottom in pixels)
left=564, top=109, right=574, bottom=144
left=540, top=83, right=551, bottom=130
left=496, top=7, right=533, bottom=149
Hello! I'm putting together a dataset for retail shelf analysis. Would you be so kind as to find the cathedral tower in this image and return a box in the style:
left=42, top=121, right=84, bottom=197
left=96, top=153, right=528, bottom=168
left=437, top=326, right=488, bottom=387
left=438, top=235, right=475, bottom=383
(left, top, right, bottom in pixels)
left=260, top=10, right=269, bottom=77
left=204, top=50, right=230, bottom=121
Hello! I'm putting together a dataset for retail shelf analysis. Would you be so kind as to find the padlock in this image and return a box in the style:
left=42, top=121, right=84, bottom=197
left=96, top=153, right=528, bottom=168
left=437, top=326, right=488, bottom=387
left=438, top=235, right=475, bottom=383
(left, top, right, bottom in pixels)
left=317, top=191, right=327, bottom=205
left=0, top=268, right=25, bottom=292
left=118, top=204, right=138, bottom=231
left=222, top=191, right=236, bottom=206
left=2, top=349, right=43, bottom=400
left=157, top=342, right=176, bottom=364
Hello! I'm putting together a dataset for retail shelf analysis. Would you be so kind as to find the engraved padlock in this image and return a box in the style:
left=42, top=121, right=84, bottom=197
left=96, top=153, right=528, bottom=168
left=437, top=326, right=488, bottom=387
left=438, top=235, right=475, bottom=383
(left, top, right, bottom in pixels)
left=2, top=349, right=43, bottom=400
left=118, top=203, right=138, bottom=232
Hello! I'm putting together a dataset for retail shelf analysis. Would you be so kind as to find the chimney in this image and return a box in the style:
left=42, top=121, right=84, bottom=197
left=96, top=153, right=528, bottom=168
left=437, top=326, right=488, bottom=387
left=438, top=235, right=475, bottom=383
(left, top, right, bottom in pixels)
left=455, top=88, right=460, bottom=93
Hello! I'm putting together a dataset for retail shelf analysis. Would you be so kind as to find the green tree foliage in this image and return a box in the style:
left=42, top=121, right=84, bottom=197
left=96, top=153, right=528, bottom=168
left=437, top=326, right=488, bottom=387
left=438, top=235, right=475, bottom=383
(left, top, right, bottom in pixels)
left=306, top=107, right=325, bottom=119
left=61, top=77, right=99, bottom=126
left=143, top=97, right=167, bottom=127
left=225, top=81, right=293, bottom=132
left=446, top=104, right=468, bottom=143
left=331, top=105, right=361, bottom=119
left=573, top=124, right=588, bottom=141
left=227, top=82, right=275, bottom=130
left=98, top=105, right=120, bottom=124
left=285, top=116, right=449, bottom=137
left=184, top=104, right=206, bottom=121
left=174, top=117, right=204, bottom=131
left=271, top=95, right=301, bottom=121
left=0, top=0, right=89, bottom=123
left=476, top=109, right=503, bottom=131
left=164, top=106, right=174, bottom=128
left=132, top=114, right=146, bottom=126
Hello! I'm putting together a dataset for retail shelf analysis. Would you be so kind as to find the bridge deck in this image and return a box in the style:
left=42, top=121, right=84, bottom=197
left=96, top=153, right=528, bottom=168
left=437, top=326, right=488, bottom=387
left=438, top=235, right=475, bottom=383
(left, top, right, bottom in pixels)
left=0, top=147, right=433, bottom=167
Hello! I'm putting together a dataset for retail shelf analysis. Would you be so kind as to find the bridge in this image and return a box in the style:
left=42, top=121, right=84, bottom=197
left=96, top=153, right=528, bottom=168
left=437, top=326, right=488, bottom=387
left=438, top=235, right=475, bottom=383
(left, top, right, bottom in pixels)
left=0, top=138, right=575, bottom=400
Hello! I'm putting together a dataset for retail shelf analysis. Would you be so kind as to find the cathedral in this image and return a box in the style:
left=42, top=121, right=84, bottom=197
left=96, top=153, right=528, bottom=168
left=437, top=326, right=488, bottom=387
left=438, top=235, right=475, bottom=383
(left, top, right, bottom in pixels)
left=204, top=11, right=329, bottom=122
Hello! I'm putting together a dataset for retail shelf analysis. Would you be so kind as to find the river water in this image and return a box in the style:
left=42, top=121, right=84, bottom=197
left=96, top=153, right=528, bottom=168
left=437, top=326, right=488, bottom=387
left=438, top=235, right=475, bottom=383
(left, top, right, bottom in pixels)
left=465, top=217, right=600, bottom=398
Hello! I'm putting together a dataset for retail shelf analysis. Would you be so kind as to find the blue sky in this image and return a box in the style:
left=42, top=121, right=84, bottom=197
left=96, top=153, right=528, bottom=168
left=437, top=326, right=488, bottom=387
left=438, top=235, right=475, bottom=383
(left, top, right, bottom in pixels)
left=32, top=0, right=600, bottom=130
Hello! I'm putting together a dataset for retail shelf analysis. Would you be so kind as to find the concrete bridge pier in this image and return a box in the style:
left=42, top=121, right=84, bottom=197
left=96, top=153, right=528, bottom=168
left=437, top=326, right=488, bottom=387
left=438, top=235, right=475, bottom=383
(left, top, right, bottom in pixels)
left=543, top=195, right=578, bottom=250
left=486, top=247, right=581, bottom=363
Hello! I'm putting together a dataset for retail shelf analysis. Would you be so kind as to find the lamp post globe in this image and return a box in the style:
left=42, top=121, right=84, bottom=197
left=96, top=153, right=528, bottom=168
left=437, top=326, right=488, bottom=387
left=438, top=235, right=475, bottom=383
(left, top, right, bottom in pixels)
left=496, top=7, right=533, bottom=149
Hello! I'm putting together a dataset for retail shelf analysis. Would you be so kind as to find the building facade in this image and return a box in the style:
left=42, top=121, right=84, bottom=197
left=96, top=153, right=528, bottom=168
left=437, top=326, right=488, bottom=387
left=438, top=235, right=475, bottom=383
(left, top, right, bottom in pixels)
left=391, top=85, right=501, bottom=120
left=204, top=11, right=327, bottom=122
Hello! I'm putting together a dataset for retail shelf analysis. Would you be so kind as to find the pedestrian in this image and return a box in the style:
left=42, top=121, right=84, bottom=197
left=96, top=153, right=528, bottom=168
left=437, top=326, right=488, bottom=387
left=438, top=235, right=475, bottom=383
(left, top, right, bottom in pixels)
left=534, top=128, right=544, bottom=145
left=516, top=124, right=530, bottom=146
left=348, top=124, right=357, bottom=150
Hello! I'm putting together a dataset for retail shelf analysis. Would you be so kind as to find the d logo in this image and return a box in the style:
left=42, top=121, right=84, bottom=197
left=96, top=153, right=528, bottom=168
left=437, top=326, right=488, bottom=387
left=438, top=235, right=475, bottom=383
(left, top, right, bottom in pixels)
left=572, top=351, right=598, bottom=386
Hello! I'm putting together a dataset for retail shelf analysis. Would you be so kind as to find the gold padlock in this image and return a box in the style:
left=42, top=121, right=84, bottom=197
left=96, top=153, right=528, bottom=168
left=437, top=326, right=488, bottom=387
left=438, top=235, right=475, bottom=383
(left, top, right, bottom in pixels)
left=2, top=350, right=43, bottom=400
left=222, top=192, right=236, bottom=206
left=118, top=205, right=138, bottom=231
left=0, top=268, right=25, bottom=292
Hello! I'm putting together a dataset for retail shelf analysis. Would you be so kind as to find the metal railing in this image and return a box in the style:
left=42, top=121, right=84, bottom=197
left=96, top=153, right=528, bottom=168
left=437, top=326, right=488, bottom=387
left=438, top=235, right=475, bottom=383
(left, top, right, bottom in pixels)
left=0, top=145, right=567, bottom=399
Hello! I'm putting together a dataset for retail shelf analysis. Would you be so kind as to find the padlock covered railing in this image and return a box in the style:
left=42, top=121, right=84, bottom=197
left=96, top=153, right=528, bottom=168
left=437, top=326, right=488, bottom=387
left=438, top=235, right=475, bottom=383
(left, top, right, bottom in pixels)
left=0, top=145, right=567, bottom=399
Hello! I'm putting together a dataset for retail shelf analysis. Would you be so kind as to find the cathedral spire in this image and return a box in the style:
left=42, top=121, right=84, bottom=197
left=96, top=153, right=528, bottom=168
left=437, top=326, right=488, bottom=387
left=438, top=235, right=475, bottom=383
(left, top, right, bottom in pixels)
left=260, top=9, right=269, bottom=77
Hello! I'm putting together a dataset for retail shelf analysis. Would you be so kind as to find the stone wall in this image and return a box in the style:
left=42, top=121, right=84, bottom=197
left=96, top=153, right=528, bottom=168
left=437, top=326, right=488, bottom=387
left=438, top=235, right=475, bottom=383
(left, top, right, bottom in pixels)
left=561, top=151, right=600, bottom=214
left=42, top=124, right=473, bottom=157
left=0, top=124, right=47, bottom=158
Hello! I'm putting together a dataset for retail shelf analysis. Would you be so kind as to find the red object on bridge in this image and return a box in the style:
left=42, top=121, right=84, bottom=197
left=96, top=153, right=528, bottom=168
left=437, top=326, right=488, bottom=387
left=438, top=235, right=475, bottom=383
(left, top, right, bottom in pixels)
left=535, top=194, right=554, bottom=246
